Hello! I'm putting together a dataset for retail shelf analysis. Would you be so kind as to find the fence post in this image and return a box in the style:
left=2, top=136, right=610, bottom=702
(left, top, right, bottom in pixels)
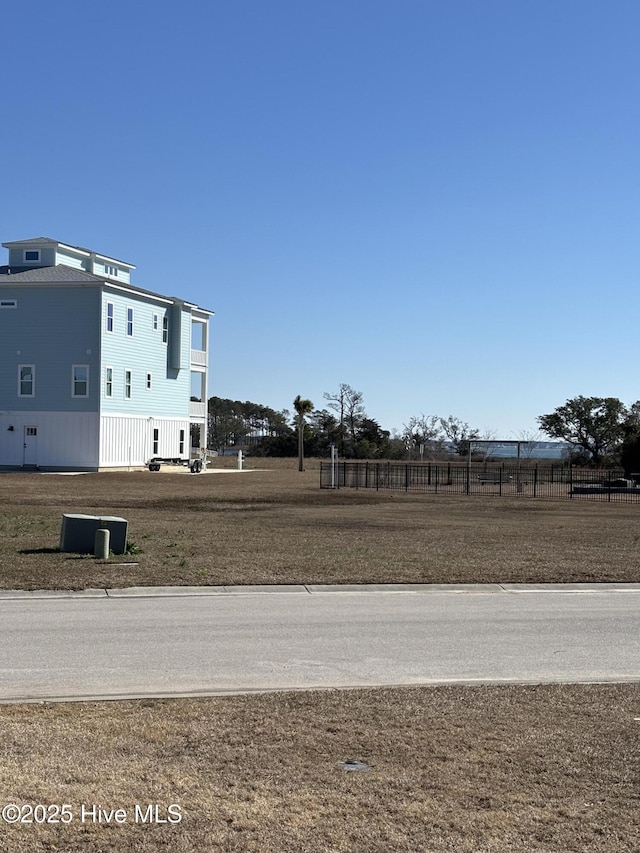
left=569, top=465, right=573, bottom=499
left=608, top=469, right=612, bottom=502
left=534, top=464, right=538, bottom=498
left=405, top=464, right=409, bottom=492
left=435, top=465, right=439, bottom=493
left=466, top=463, right=470, bottom=495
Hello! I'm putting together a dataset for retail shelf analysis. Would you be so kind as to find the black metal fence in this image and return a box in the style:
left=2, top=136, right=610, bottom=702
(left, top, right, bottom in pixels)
left=320, top=462, right=640, bottom=502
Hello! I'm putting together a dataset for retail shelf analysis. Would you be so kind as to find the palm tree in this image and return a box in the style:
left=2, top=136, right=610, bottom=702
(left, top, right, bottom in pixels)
left=293, top=395, right=314, bottom=472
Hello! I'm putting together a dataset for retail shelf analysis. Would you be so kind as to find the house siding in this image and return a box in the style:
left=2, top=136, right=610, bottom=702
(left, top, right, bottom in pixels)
left=0, top=286, right=101, bottom=413
left=0, top=411, right=99, bottom=469
left=100, top=291, right=191, bottom=418
left=99, top=414, right=190, bottom=466
left=7, top=247, right=56, bottom=268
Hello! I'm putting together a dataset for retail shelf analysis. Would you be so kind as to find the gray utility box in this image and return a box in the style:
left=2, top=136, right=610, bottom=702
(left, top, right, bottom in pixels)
left=60, top=514, right=128, bottom=555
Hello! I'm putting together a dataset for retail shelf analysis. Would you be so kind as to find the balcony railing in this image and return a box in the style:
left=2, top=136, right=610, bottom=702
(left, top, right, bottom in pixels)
left=190, top=401, right=205, bottom=418
left=191, top=349, right=207, bottom=366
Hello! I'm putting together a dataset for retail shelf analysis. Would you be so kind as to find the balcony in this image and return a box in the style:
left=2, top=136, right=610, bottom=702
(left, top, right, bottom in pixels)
left=191, top=349, right=207, bottom=367
left=190, top=401, right=205, bottom=419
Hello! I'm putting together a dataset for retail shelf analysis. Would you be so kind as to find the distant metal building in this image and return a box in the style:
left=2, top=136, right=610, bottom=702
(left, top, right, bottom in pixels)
left=0, top=237, right=213, bottom=470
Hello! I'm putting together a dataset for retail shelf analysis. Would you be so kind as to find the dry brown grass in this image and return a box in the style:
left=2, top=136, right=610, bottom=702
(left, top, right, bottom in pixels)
left=3, top=462, right=639, bottom=850
left=0, top=460, right=640, bottom=589
left=1, top=684, right=639, bottom=852
left=1, top=462, right=640, bottom=589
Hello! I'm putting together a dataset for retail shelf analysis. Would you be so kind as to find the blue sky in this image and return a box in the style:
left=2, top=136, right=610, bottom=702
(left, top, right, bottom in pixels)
left=3, top=1, right=640, bottom=437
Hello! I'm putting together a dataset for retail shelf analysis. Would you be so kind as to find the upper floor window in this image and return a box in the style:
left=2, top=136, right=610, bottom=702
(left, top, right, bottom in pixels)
left=162, top=315, right=168, bottom=344
left=105, top=264, right=118, bottom=277
left=153, top=313, right=159, bottom=331
left=0, top=299, right=17, bottom=309
left=18, top=364, right=35, bottom=397
left=106, top=302, right=114, bottom=333
left=127, top=307, right=134, bottom=337
left=24, top=250, right=40, bottom=263
left=72, top=365, right=89, bottom=398
left=146, top=372, right=152, bottom=390
left=125, top=369, right=132, bottom=399
left=105, top=366, right=113, bottom=398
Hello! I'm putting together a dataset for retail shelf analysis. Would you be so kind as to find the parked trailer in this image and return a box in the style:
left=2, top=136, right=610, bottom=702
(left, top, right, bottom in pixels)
left=147, top=455, right=203, bottom=473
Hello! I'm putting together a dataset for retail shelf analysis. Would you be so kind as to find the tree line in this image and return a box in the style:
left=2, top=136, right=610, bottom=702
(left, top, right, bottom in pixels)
left=209, top=383, right=494, bottom=462
left=208, top=388, right=640, bottom=473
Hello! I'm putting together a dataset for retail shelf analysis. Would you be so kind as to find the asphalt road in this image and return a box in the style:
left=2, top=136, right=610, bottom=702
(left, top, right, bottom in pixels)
left=1, top=585, right=639, bottom=702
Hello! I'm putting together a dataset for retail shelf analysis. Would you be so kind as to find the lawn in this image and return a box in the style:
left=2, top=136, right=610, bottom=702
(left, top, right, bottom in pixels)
left=2, top=461, right=639, bottom=852
left=0, top=460, right=639, bottom=590
left=1, top=684, right=639, bottom=852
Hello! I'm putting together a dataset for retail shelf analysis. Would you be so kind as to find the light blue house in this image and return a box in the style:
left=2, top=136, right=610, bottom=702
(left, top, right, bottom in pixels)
left=0, top=237, right=213, bottom=470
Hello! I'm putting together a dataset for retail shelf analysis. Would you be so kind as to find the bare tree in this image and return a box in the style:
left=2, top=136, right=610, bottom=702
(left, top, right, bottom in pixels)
left=511, top=428, right=547, bottom=459
left=324, top=383, right=366, bottom=453
left=401, top=414, right=442, bottom=459
left=439, top=416, right=480, bottom=456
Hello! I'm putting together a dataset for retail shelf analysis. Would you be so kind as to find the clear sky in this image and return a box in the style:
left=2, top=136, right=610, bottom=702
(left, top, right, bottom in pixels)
left=3, top=1, right=639, bottom=438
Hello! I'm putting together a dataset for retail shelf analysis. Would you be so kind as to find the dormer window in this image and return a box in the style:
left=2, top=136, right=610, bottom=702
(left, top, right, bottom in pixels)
left=105, top=264, right=118, bottom=277
left=24, top=250, right=40, bottom=263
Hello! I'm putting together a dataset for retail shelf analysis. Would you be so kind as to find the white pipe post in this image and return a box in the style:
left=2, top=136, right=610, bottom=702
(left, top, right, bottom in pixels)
left=330, top=444, right=338, bottom=489
left=238, top=450, right=243, bottom=470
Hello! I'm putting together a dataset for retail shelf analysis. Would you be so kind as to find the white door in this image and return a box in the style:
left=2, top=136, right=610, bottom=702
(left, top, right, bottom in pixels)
left=23, top=426, right=38, bottom=466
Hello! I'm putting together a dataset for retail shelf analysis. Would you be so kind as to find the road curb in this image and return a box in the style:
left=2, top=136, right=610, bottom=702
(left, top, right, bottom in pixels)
left=1, top=582, right=640, bottom=600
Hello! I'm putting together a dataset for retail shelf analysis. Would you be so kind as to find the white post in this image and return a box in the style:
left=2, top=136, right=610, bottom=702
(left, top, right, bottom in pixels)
left=330, top=444, right=338, bottom=488
left=238, top=449, right=243, bottom=470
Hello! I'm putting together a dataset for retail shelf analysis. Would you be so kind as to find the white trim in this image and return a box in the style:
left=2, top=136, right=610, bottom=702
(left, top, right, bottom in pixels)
left=146, top=372, right=152, bottom=390
left=126, top=306, right=134, bottom=337
left=124, top=368, right=132, bottom=400
left=71, top=364, right=89, bottom=398
left=18, top=364, right=35, bottom=398
left=23, top=249, right=40, bottom=263
left=0, top=299, right=17, bottom=309
left=106, top=301, right=114, bottom=333
left=105, top=366, right=113, bottom=398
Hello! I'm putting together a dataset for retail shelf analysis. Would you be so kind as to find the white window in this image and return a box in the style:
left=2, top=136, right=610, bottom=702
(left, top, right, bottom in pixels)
left=179, top=429, right=185, bottom=455
left=24, top=250, right=40, bottom=262
left=162, top=315, right=168, bottom=344
left=153, top=314, right=159, bottom=331
left=0, top=299, right=17, bottom=309
left=146, top=372, right=152, bottom=390
left=18, top=364, right=35, bottom=397
left=105, top=264, right=119, bottom=277
left=105, top=366, right=113, bottom=398
left=72, top=365, right=89, bottom=397
left=106, top=302, right=114, bottom=333
left=153, top=428, right=159, bottom=455
left=125, top=369, right=132, bottom=399
left=127, top=307, right=134, bottom=337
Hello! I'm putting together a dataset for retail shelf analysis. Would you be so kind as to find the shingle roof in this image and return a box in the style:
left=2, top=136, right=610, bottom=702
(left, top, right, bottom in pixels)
left=0, top=264, right=102, bottom=282
left=0, top=264, right=214, bottom=314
